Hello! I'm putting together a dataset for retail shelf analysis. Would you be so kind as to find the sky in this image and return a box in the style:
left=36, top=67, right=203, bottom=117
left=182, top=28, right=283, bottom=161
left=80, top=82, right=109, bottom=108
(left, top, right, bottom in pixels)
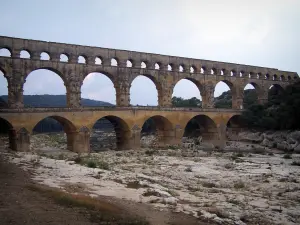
left=0, top=0, right=299, bottom=105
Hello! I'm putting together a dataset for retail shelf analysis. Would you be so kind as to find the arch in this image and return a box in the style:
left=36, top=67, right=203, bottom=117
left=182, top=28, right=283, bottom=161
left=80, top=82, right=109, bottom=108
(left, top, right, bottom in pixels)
left=249, top=72, right=254, bottom=79
left=172, top=78, right=202, bottom=107
left=190, top=66, right=196, bottom=73
left=268, top=84, right=284, bottom=103
left=40, top=52, right=50, bottom=60
left=155, top=62, right=160, bottom=70
left=243, top=83, right=259, bottom=108
left=0, top=116, right=15, bottom=150
left=211, top=68, right=216, bottom=75
left=126, top=59, right=133, bottom=67
left=294, top=76, right=298, bottom=80
left=265, top=73, right=270, bottom=79
left=20, top=50, right=31, bottom=59
left=226, top=115, right=245, bottom=140
left=141, top=61, right=147, bottom=69
left=130, top=75, right=159, bottom=106
left=179, top=65, right=184, bottom=72
left=23, top=69, right=66, bottom=107
left=280, top=75, right=285, bottom=81
left=0, top=48, right=11, bottom=57
left=288, top=76, right=292, bottom=81
left=78, top=55, right=86, bottom=64
left=0, top=69, right=8, bottom=105
left=200, top=67, right=205, bottom=74
left=230, top=70, right=236, bottom=76
left=273, top=74, right=278, bottom=81
left=91, top=115, right=131, bottom=150
left=183, top=115, right=219, bottom=144
left=239, top=71, right=244, bottom=77
left=111, top=58, right=118, bottom=66
left=32, top=116, right=77, bottom=151
left=60, top=53, right=69, bottom=62
left=257, top=73, right=261, bottom=79
left=81, top=72, right=116, bottom=105
left=168, top=64, right=173, bottom=71
left=214, top=80, right=233, bottom=108
left=95, top=56, right=102, bottom=65
left=141, top=115, right=174, bottom=147
left=220, top=69, right=224, bottom=76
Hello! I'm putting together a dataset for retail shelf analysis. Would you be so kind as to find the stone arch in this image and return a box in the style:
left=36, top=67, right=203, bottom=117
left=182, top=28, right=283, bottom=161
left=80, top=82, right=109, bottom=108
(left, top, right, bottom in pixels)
left=81, top=72, right=116, bottom=105
left=32, top=115, right=77, bottom=152
left=24, top=68, right=67, bottom=107
left=126, top=59, right=133, bottom=67
left=130, top=74, right=161, bottom=106
left=214, top=80, right=235, bottom=109
left=268, top=83, right=284, bottom=102
left=183, top=114, right=219, bottom=145
left=226, top=115, right=245, bottom=140
left=243, top=82, right=261, bottom=107
left=95, top=56, right=102, bottom=65
left=78, top=55, right=87, bottom=64
left=40, top=52, right=50, bottom=60
left=0, top=68, right=8, bottom=105
left=0, top=116, right=15, bottom=150
left=111, top=58, right=118, bottom=66
left=172, top=78, right=202, bottom=107
left=0, top=48, right=12, bottom=57
left=91, top=115, right=131, bottom=150
left=60, top=53, right=69, bottom=62
left=20, top=50, right=31, bottom=59
left=140, top=115, right=174, bottom=147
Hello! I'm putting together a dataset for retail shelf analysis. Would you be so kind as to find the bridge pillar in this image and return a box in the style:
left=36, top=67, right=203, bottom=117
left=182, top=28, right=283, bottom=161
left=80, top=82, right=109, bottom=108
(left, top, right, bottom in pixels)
left=126, top=126, right=141, bottom=149
left=67, top=127, right=90, bottom=153
left=216, top=124, right=227, bottom=149
left=8, top=128, right=30, bottom=152
left=201, top=81, right=214, bottom=108
left=7, top=78, right=24, bottom=109
left=66, top=80, right=81, bottom=108
left=116, top=79, right=130, bottom=107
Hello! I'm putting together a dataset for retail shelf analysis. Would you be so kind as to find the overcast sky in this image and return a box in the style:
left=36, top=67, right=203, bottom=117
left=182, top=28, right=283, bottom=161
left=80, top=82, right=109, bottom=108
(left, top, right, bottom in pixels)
left=0, top=0, right=299, bottom=105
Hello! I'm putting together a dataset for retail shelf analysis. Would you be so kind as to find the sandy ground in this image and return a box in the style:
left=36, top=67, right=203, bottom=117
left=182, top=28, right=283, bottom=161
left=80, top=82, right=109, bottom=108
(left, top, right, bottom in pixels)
left=1, top=137, right=300, bottom=225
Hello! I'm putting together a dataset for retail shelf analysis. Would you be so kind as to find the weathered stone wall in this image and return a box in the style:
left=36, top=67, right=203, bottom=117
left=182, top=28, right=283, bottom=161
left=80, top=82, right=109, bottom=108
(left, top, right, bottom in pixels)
left=0, top=36, right=298, bottom=109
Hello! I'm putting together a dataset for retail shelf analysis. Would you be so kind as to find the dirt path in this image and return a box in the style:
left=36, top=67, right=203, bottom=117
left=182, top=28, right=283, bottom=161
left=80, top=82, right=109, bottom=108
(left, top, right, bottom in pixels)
left=0, top=154, right=211, bottom=225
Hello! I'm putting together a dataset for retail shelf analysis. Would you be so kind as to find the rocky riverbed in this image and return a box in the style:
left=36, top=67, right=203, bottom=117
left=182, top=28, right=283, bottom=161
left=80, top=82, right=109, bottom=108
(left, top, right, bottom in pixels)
left=1, top=131, right=300, bottom=225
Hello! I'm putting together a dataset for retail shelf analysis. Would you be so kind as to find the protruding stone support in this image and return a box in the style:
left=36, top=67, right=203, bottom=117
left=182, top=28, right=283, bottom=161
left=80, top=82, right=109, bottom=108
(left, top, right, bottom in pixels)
left=8, top=128, right=30, bottom=152
left=67, top=127, right=90, bottom=153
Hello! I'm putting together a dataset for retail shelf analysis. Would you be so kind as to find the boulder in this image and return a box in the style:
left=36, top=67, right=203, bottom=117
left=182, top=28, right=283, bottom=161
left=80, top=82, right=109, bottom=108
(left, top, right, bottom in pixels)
left=261, top=138, right=275, bottom=148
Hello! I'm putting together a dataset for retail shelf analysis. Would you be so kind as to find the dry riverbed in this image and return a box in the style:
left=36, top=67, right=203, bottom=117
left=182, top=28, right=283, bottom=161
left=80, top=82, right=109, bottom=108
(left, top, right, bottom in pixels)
left=1, top=136, right=300, bottom=225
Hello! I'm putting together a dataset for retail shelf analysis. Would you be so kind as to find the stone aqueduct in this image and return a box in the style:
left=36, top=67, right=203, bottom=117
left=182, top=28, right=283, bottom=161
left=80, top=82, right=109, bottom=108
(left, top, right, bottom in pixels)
left=0, top=36, right=298, bottom=152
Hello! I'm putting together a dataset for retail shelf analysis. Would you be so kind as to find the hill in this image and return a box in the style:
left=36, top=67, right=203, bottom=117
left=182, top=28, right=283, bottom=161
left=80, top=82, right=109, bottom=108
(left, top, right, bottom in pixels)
left=0, top=95, right=113, bottom=107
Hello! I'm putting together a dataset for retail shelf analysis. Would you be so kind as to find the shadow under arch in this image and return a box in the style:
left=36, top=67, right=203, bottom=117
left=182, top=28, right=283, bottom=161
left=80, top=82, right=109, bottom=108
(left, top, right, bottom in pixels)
left=226, top=115, right=246, bottom=141
left=172, top=77, right=203, bottom=107
left=130, top=74, right=161, bottom=106
left=183, top=115, right=219, bottom=146
left=0, top=117, right=15, bottom=150
left=32, top=115, right=77, bottom=151
left=268, top=84, right=285, bottom=104
left=141, top=115, right=174, bottom=147
left=91, top=115, right=131, bottom=150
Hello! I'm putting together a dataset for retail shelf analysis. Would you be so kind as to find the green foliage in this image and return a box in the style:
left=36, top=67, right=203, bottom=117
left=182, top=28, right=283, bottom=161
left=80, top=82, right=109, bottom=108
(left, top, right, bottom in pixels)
left=242, top=82, right=300, bottom=130
left=172, top=96, right=201, bottom=107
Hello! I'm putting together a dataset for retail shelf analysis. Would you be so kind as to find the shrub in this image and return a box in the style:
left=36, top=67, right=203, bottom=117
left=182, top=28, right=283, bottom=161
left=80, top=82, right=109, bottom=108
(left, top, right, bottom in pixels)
left=87, top=160, right=97, bottom=168
left=234, top=180, right=245, bottom=189
left=283, top=154, right=292, bottom=159
left=291, top=161, right=300, bottom=166
left=97, top=161, right=109, bottom=170
left=74, top=156, right=82, bottom=164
